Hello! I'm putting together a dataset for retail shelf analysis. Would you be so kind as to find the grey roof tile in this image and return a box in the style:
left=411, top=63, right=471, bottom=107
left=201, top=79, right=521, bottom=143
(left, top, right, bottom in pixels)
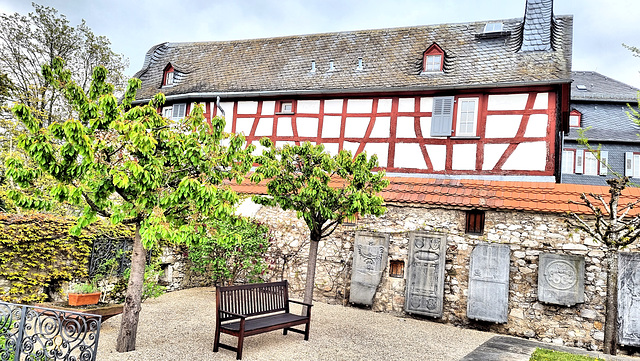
left=571, top=71, right=640, bottom=102
left=133, top=13, right=573, bottom=101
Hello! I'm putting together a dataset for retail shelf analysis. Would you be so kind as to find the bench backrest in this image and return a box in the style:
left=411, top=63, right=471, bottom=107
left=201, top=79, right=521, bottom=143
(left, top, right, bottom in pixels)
left=216, top=280, right=290, bottom=321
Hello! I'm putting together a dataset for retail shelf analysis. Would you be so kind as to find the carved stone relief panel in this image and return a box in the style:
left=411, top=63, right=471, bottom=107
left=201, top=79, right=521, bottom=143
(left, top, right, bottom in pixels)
left=618, top=252, right=640, bottom=346
left=538, top=253, right=584, bottom=306
left=349, top=232, right=390, bottom=306
left=467, top=243, right=510, bottom=323
left=404, top=232, right=447, bottom=318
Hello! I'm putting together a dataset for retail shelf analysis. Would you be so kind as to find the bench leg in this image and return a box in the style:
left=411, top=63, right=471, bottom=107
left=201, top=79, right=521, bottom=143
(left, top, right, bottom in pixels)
left=283, top=327, right=288, bottom=336
left=213, top=324, right=220, bottom=352
left=237, top=332, right=244, bottom=360
left=304, top=321, right=310, bottom=341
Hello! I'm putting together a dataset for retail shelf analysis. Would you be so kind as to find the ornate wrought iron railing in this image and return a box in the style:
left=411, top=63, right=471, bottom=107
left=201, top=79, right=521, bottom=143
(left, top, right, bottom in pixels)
left=0, top=302, right=101, bottom=361
left=88, top=237, right=132, bottom=279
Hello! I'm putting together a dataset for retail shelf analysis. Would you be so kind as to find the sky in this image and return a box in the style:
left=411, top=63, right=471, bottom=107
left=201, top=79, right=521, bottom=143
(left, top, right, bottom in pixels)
left=1, top=0, right=639, bottom=89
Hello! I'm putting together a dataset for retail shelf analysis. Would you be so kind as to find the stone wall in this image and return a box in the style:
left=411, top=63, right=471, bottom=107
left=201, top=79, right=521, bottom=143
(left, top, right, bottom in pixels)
left=252, top=203, right=640, bottom=352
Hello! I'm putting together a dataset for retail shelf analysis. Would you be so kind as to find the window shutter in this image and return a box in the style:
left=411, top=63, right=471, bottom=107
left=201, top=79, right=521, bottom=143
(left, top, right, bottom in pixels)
left=430, top=96, right=454, bottom=136
left=575, top=150, right=584, bottom=174
left=626, top=152, right=634, bottom=177
left=173, top=103, right=186, bottom=119
left=599, top=151, right=608, bottom=176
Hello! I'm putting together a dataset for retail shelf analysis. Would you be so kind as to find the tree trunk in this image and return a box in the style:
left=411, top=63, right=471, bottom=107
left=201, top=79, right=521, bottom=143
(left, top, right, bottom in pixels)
left=303, top=237, right=320, bottom=314
left=116, top=223, right=146, bottom=352
left=603, top=248, right=619, bottom=355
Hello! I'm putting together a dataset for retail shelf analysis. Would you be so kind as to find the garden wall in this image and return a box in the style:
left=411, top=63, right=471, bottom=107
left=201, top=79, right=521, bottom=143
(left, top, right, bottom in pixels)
left=253, top=203, right=640, bottom=352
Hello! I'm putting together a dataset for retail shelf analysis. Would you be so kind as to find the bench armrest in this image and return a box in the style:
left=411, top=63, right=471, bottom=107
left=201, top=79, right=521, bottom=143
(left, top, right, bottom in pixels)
left=288, top=299, right=313, bottom=308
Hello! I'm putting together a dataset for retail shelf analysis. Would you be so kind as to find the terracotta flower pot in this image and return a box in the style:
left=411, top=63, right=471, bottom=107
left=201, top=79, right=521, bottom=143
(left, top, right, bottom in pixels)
left=68, top=292, right=101, bottom=306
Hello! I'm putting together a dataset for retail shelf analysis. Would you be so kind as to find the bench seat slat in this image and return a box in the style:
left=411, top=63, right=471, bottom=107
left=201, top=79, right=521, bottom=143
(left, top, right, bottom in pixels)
left=221, top=313, right=309, bottom=333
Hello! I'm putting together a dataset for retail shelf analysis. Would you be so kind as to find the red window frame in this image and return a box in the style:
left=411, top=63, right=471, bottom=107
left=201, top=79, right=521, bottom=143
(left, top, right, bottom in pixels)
left=276, top=100, right=295, bottom=114
left=423, top=43, right=444, bottom=72
left=163, top=64, right=175, bottom=86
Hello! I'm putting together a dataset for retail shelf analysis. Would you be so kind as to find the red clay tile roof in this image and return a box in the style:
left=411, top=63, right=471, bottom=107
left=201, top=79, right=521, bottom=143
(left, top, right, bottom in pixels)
left=230, top=177, right=640, bottom=216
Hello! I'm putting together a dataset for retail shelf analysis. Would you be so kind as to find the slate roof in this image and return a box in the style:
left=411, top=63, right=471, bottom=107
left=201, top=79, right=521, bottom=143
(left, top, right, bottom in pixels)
left=571, top=71, right=640, bottom=102
left=229, top=177, right=640, bottom=216
left=566, top=71, right=640, bottom=142
left=132, top=6, right=573, bottom=102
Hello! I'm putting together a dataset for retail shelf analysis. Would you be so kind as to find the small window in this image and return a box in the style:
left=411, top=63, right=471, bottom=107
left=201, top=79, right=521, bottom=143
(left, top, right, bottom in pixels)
left=576, top=85, right=588, bottom=91
left=465, top=210, right=485, bottom=235
left=422, top=43, right=444, bottom=73
left=171, top=103, right=186, bottom=121
left=483, top=22, right=504, bottom=33
left=569, top=110, right=581, bottom=127
left=455, top=98, right=479, bottom=136
left=583, top=151, right=599, bottom=176
left=165, top=71, right=174, bottom=86
left=389, top=260, right=404, bottom=278
left=162, top=106, right=173, bottom=118
left=277, top=101, right=294, bottom=114
left=163, top=64, right=175, bottom=87
left=625, top=152, right=640, bottom=177
left=561, top=149, right=575, bottom=174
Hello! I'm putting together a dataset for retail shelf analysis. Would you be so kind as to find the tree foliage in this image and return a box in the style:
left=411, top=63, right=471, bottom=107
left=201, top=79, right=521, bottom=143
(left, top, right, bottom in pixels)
left=250, top=140, right=388, bottom=305
left=187, top=216, right=271, bottom=286
left=0, top=3, right=128, bottom=126
left=5, top=57, right=254, bottom=351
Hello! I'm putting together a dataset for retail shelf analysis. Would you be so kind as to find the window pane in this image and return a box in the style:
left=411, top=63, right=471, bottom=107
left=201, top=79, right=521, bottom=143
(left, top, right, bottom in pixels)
left=569, top=115, right=580, bottom=127
left=561, top=150, right=574, bottom=174
left=457, top=99, right=477, bottom=136
left=635, top=155, right=640, bottom=178
left=583, top=152, right=598, bottom=175
left=425, top=55, right=441, bottom=72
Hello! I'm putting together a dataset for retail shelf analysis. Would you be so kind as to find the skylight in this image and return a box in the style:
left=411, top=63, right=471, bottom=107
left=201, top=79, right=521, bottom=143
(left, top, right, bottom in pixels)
left=483, top=22, right=503, bottom=33
left=576, top=85, right=587, bottom=91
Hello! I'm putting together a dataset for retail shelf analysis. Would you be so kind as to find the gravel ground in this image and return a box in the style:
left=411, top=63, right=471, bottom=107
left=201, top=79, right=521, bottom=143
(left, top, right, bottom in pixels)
left=96, top=287, right=493, bottom=361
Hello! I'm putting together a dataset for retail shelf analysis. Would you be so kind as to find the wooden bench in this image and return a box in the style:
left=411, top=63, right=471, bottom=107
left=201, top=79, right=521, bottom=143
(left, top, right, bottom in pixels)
left=213, top=280, right=312, bottom=360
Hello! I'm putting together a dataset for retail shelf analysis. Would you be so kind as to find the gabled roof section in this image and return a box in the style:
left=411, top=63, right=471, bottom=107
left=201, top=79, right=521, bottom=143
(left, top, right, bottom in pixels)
left=229, top=177, right=640, bottom=216
left=132, top=13, right=573, bottom=102
left=571, top=71, right=640, bottom=102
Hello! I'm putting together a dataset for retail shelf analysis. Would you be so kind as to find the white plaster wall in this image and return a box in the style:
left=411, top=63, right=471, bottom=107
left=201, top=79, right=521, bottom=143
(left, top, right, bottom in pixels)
left=235, top=118, right=254, bottom=135
left=420, top=117, right=435, bottom=138
left=363, top=143, right=389, bottom=165
left=297, top=100, right=320, bottom=114
left=219, top=102, right=234, bottom=133
left=250, top=140, right=266, bottom=156
left=343, top=141, right=360, bottom=155
left=275, top=140, right=295, bottom=148
left=502, top=141, right=547, bottom=171
left=533, top=93, right=549, bottom=110
left=452, top=144, right=477, bottom=170
left=297, top=117, right=319, bottom=137
left=370, top=117, right=390, bottom=138
left=487, top=94, right=528, bottom=111
left=254, top=118, right=273, bottom=136
left=324, top=99, right=343, bottom=113
left=485, top=115, right=522, bottom=138
left=347, top=99, right=373, bottom=113
left=261, top=101, right=276, bottom=115
left=396, top=117, right=416, bottom=138
left=344, top=117, right=370, bottom=138
left=323, top=143, right=339, bottom=156
left=398, top=98, right=415, bottom=112
left=377, top=99, right=392, bottom=113
left=237, top=101, right=259, bottom=114
left=523, top=114, right=548, bottom=138
left=420, top=97, right=433, bottom=112
left=426, top=144, right=446, bottom=170
left=322, top=116, right=342, bottom=138
left=394, top=143, right=427, bottom=169
left=277, top=118, right=293, bottom=136
left=483, top=144, right=509, bottom=170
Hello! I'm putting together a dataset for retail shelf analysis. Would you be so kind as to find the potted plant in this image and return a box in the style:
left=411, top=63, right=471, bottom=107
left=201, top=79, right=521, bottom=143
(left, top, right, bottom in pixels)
left=67, top=282, right=101, bottom=306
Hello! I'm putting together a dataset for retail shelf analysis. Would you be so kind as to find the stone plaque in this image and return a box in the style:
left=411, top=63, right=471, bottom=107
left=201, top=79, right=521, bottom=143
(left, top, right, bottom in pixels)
left=404, top=232, right=447, bottom=318
left=467, top=243, right=510, bottom=323
left=618, top=252, right=640, bottom=346
left=538, top=253, right=584, bottom=306
left=349, top=232, right=390, bottom=306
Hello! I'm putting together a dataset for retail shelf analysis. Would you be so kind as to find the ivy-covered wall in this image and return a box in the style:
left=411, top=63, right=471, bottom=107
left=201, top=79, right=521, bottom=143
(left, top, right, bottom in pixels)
left=0, top=213, right=132, bottom=303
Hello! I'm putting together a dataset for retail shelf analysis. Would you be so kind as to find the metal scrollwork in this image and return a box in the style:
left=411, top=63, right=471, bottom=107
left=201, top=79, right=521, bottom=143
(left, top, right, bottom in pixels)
left=0, top=302, right=102, bottom=361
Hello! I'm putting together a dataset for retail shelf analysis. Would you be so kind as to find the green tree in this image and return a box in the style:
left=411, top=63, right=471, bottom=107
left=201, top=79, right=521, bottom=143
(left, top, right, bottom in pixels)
left=5, top=58, right=254, bottom=352
left=0, top=3, right=128, bottom=126
left=250, top=140, right=389, bottom=306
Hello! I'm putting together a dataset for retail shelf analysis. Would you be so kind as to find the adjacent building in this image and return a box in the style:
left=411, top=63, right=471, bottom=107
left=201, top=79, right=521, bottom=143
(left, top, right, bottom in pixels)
left=561, top=71, right=640, bottom=185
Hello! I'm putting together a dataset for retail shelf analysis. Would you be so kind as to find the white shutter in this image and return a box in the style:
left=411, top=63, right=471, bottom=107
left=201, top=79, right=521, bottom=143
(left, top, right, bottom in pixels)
left=430, top=96, right=454, bottom=136
left=599, top=151, right=608, bottom=176
left=575, top=150, right=584, bottom=174
left=625, top=152, right=634, bottom=177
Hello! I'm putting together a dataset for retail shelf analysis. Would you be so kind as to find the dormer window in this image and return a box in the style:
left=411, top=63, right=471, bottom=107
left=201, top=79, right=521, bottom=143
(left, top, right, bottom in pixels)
left=163, top=64, right=175, bottom=87
left=422, top=44, right=444, bottom=73
left=483, top=22, right=504, bottom=33
left=570, top=109, right=582, bottom=128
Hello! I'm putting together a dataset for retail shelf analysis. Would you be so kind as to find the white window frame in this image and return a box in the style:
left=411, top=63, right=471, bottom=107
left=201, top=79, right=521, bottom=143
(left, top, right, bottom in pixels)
left=569, top=111, right=581, bottom=127
left=561, top=149, right=574, bottom=174
left=171, top=103, right=186, bottom=121
left=424, top=55, right=442, bottom=72
left=162, top=106, right=173, bottom=119
left=583, top=151, right=598, bottom=176
left=455, top=97, right=479, bottom=137
left=164, top=71, right=174, bottom=86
